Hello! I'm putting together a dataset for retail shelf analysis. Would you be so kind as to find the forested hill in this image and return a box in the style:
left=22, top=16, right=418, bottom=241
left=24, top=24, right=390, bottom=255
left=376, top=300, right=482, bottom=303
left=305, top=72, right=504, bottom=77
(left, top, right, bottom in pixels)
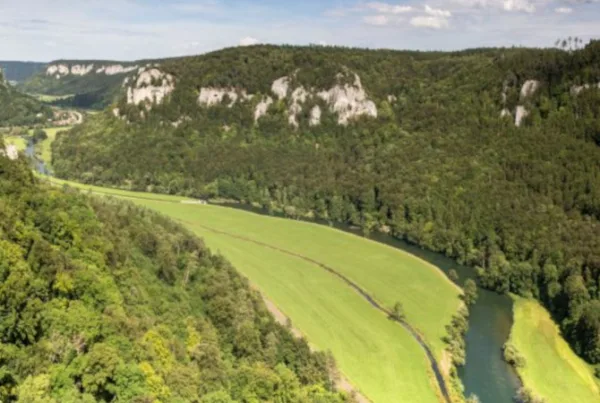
left=20, top=59, right=162, bottom=109
left=53, top=42, right=600, bottom=365
left=0, top=61, right=45, bottom=83
left=0, top=153, right=346, bottom=402
left=0, top=70, right=52, bottom=126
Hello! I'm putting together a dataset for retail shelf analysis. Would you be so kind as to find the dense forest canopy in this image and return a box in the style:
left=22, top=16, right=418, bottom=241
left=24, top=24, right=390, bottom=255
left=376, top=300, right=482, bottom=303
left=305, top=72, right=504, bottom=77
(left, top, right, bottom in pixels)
left=0, top=153, right=346, bottom=402
left=53, top=42, right=600, bottom=366
left=0, top=70, right=52, bottom=126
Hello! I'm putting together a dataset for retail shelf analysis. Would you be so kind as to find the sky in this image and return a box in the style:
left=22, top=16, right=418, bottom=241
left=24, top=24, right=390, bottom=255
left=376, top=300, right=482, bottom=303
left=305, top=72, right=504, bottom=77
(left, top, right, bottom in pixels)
left=0, top=0, right=599, bottom=61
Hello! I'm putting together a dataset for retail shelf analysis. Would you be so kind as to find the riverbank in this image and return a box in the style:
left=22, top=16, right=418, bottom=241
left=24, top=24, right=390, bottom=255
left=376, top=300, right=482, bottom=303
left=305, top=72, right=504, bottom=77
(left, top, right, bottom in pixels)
left=507, top=297, right=600, bottom=403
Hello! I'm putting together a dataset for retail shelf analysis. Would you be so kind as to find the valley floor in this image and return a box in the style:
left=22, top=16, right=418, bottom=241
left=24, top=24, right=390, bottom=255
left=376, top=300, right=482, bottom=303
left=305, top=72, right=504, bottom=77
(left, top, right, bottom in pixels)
left=509, top=297, right=600, bottom=403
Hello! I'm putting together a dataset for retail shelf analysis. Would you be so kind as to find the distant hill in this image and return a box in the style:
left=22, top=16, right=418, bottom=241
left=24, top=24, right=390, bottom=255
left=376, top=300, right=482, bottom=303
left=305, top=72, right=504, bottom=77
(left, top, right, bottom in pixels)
left=0, top=61, right=45, bottom=83
left=0, top=69, right=52, bottom=126
left=21, top=59, right=163, bottom=109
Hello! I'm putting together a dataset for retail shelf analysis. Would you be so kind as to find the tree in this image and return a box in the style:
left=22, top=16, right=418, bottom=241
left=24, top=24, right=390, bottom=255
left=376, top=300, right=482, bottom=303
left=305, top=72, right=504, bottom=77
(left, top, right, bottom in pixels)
left=463, top=279, right=478, bottom=305
left=389, top=301, right=405, bottom=321
left=32, top=129, right=48, bottom=144
left=449, top=269, right=459, bottom=282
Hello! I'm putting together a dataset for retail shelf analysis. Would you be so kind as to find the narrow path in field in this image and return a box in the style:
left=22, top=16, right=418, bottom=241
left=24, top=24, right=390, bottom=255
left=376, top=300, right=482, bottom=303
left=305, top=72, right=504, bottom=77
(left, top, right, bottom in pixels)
left=189, top=220, right=451, bottom=403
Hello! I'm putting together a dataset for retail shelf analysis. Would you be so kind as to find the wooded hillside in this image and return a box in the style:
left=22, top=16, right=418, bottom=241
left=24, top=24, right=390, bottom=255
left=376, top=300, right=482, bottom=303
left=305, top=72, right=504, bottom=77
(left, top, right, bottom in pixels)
left=0, top=153, right=345, bottom=402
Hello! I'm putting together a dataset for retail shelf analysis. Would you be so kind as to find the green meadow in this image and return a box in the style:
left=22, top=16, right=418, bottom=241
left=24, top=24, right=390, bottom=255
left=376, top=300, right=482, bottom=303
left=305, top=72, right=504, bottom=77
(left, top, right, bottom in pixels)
left=509, top=297, right=600, bottom=403
left=141, top=202, right=462, bottom=362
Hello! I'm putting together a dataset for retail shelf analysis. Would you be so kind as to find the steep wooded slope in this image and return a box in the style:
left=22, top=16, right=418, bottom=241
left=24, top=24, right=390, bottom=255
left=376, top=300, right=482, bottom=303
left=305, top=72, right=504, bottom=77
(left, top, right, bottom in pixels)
left=0, top=154, right=345, bottom=402
left=0, top=70, right=52, bottom=126
left=53, top=43, right=600, bottom=366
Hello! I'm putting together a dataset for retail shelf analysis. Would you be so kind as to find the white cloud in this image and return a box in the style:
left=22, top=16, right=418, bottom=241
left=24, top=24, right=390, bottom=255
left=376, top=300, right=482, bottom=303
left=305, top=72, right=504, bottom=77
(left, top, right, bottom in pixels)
left=364, top=15, right=391, bottom=25
left=555, top=6, right=573, bottom=13
left=366, top=2, right=413, bottom=14
left=451, top=0, right=537, bottom=12
left=503, top=0, right=536, bottom=12
left=425, top=5, right=452, bottom=17
left=410, top=15, right=450, bottom=29
left=239, top=36, right=259, bottom=46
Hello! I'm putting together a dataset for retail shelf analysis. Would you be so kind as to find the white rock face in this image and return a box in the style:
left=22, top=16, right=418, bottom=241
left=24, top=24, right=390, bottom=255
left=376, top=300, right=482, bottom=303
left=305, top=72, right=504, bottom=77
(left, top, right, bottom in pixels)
left=126, top=68, right=175, bottom=107
left=272, top=76, right=290, bottom=100
left=5, top=144, right=18, bottom=160
left=520, top=80, right=540, bottom=99
left=310, top=105, right=322, bottom=126
left=515, top=106, right=529, bottom=127
left=198, top=88, right=238, bottom=107
left=196, top=71, right=376, bottom=127
left=317, top=73, right=377, bottom=125
left=288, top=86, right=309, bottom=127
left=70, top=64, right=94, bottom=76
left=387, top=95, right=397, bottom=103
left=254, top=97, right=273, bottom=122
left=571, top=82, right=600, bottom=95
left=112, top=108, right=120, bottom=117
left=500, top=108, right=511, bottom=118
left=46, top=63, right=137, bottom=78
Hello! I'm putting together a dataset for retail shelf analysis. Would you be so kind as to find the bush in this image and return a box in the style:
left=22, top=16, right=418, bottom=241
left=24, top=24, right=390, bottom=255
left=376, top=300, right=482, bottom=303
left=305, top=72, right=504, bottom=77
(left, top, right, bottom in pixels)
left=503, top=343, right=526, bottom=368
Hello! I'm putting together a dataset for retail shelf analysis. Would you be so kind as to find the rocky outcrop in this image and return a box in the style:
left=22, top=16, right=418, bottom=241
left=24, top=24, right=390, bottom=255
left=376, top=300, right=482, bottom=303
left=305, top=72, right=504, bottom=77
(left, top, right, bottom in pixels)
left=254, top=97, right=273, bottom=122
left=317, top=73, right=377, bottom=125
left=571, top=82, right=600, bottom=95
left=501, top=108, right=511, bottom=118
left=515, top=106, right=529, bottom=127
left=126, top=68, right=175, bottom=107
left=513, top=80, right=539, bottom=127
left=288, top=87, right=309, bottom=127
left=309, top=105, right=322, bottom=126
left=46, top=63, right=138, bottom=78
left=197, top=71, right=377, bottom=127
left=272, top=77, right=290, bottom=100
left=520, top=80, right=540, bottom=99
left=198, top=88, right=251, bottom=107
left=70, top=64, right=94, bottom=76
left=2, top=144, right=19, bottom=160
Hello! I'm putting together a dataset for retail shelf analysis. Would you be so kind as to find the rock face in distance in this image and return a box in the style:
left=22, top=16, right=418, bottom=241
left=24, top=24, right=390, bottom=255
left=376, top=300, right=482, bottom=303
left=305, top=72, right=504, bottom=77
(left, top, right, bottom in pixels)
left=126, top=68, right=175, bottom=108
left=194, top=70, right=378, bottom=128
left=46, top=63, right=139, bottom=79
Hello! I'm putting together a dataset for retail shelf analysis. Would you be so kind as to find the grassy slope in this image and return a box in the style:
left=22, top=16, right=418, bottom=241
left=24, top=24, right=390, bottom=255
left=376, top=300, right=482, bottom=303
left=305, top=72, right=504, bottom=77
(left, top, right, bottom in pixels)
left=146, top=204, right=462, bottom=361
left=509, top=297, right=600, bottom=403
left=173, top=214, right=440, bottom=403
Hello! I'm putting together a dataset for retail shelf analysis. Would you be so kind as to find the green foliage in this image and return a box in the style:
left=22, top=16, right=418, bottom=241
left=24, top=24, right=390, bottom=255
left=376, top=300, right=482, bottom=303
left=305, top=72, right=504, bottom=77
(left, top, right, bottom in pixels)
left=389, top=301, right=405, bottom=321
left=462, top=280, right=478, bottom=306
left=503, top=342, right=526, bottom=369
left=0, top=78, right=51, bottom=126
left=0, top=156, right=343, bottom=402
left=53, top=42, right=600, bottom=365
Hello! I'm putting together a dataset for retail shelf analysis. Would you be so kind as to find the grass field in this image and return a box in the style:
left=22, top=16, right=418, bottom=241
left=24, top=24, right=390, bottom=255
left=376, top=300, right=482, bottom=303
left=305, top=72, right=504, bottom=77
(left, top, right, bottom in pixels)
left=509, top=297, right=600, bottom=403
left=40, top=177, right=462, bottom=402
left=2, top=135, right=27, bottom=152
left=141, top=203, right=462, bottom=362
left=178, top=218, right=441, bottom=403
